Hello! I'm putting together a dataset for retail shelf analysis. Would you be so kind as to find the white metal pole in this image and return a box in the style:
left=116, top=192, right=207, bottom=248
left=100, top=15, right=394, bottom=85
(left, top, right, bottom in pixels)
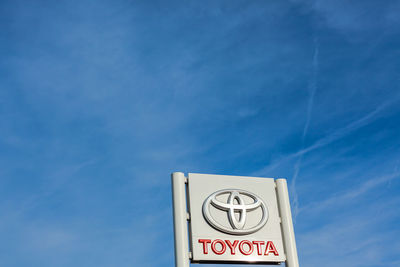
left=171, top=172, right=190, bottom=267
left=276, top=178, right=299, bottom=267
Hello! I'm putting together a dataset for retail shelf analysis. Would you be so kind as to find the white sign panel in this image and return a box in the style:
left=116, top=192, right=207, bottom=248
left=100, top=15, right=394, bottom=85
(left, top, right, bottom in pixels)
left=187, top=173, right=285, bottom=263
left=171, top=172, right=299, bottom=267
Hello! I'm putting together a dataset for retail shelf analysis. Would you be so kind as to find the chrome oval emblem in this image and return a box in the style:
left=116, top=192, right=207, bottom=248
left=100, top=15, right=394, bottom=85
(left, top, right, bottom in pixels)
left=202, top=189, right=268, bottom=235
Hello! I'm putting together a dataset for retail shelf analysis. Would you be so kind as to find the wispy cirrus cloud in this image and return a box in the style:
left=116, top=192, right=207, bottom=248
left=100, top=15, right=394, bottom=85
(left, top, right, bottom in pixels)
left=254, top=95, right=400, bottom=177
left=300, top=170, right=400, bottom=214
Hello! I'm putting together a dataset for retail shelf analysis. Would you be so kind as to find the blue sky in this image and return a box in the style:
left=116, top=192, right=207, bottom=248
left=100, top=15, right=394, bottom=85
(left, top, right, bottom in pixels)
left=1, top=0, right=400, bottom=266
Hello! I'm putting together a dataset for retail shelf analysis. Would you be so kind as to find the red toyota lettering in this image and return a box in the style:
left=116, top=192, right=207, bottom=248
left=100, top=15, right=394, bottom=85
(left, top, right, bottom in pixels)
left=252, top=241, right=265, bottom=255
left=239, top=240, right=253, bottom=255
left=198, top=239, right=211, bottom=254
left=211, top=239, right=226, bottom=255
left=225, top=240, right=239, bottom=255
left=264, top=241, right=279, bottom=256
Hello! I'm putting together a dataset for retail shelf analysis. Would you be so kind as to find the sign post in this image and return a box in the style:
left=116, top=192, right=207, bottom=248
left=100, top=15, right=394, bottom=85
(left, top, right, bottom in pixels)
left=171, top=172, right=190, bottom=267
left=276, top=178, right=299, bottom=267
left=171, top=172, right=299, bottom=267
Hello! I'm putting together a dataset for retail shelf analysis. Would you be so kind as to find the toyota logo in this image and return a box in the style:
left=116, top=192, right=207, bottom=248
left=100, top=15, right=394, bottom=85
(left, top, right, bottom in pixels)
left=202, top=189, right=268, bottom=235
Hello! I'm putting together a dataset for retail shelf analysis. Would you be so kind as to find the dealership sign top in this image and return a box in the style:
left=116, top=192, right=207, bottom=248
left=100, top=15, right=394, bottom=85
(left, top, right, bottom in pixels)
left=171, top=173, right=299, bottom=267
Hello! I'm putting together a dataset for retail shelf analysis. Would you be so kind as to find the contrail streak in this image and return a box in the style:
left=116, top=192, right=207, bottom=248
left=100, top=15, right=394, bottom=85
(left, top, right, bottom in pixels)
left=253, top=95, right=398, bottom=177
left=290, top=38, right=319, bottom=222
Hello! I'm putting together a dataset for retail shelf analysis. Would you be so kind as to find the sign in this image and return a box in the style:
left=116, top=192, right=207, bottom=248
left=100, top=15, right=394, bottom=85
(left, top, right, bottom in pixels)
left=188, top=173, right=285, bottom=263
left=171, top=172, right=299, bottom=267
